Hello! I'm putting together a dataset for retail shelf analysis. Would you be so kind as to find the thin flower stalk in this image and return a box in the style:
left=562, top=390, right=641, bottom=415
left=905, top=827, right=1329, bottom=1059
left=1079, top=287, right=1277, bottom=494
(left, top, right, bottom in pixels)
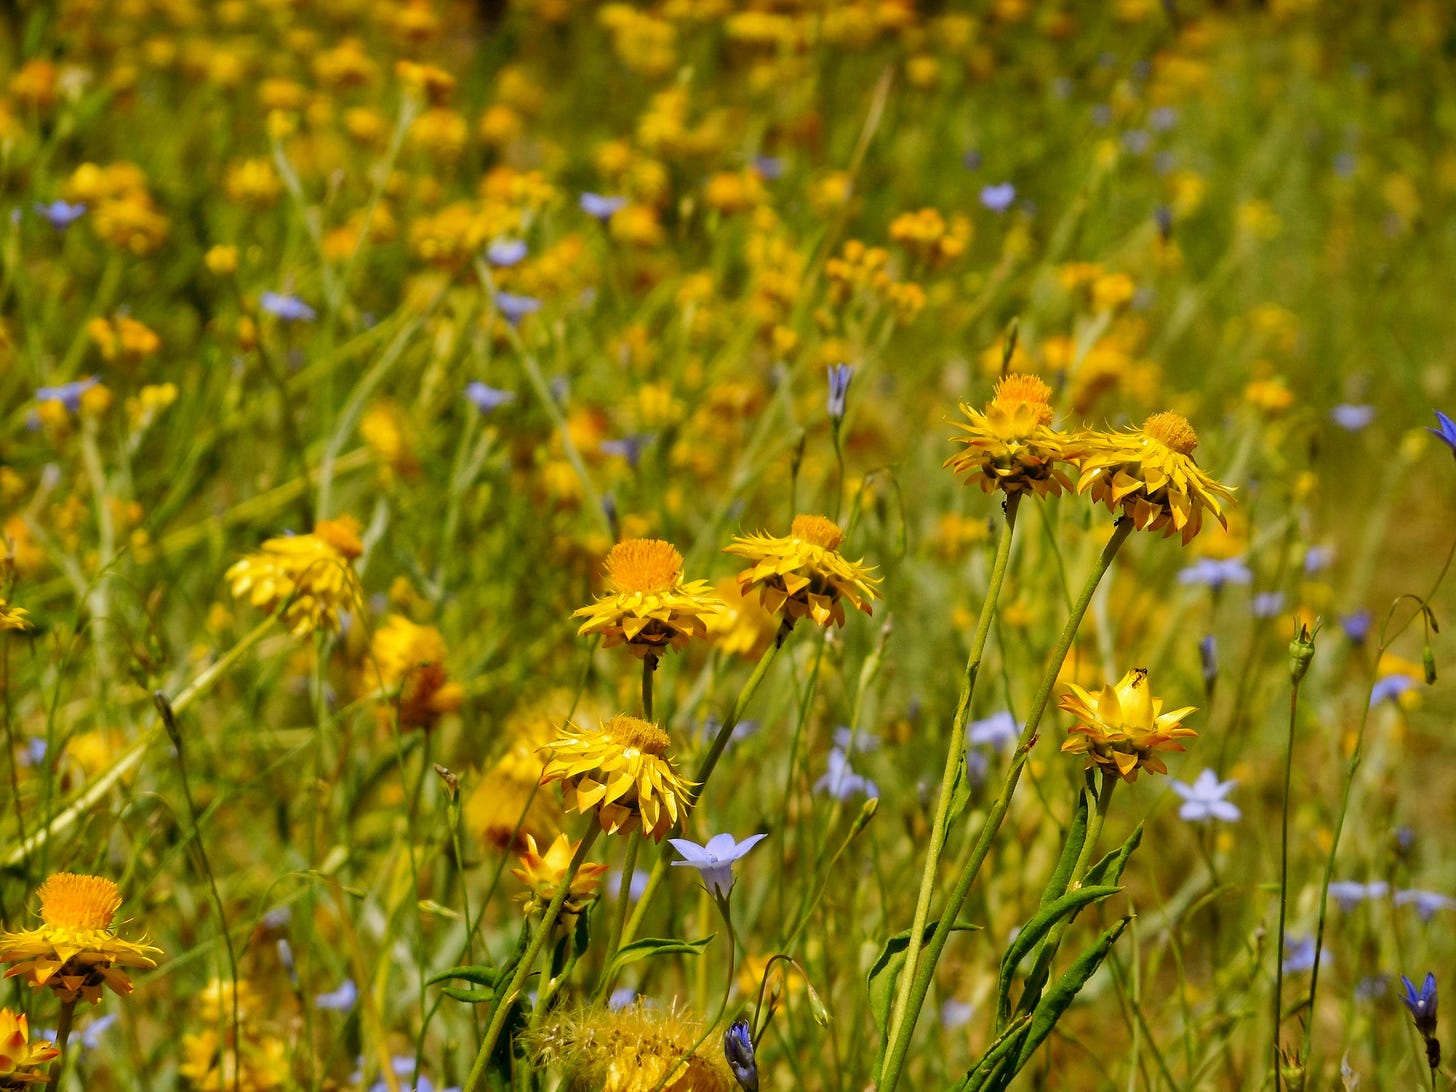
left=879, top=517, right=1135, bottom=1092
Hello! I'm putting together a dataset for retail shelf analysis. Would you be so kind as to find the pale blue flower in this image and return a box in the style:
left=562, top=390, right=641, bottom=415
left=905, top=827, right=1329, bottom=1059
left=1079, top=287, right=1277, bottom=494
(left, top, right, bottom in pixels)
left=1394, top=889, right=1456, bottom=922
left=1177, top=557, right=1252, bottom=589
left=316, top=978, right=357, bottom=1011
left=580, top=192, right=627, bottom=221
left=465, top=381, right=515, bottom=413
left=1370, top=674, right=1417, bottom=707
left=493, top=291, right=541, bottom=325
left=1328, top=881, right=1388, bottom=912
left=486, top=238, right=528, bottom=266
left=1331, top=403, right=1375, bottom=431
left=968, top=711, right=1017, bottom=751
left=1250, top=591, right=1285, bottom=618
left=814, top=748, right=877, bottom=801
left=36, top=376, right=99, bottom=412
left=260, top=291, right=316, bottom=322
left=35, top=200, right=87, bottom=229
left=941, top=999, right=974, bottom=1029
left=724, top=1017, right=758, bottom=1092
left=827, top=363, right=853, bottom=421
left=1282, top=936, right=1327, bottom=974
left=1169, top=769, right=1240, bottom=823
left=980, top=182, right=1016, bottom=212
left=668, top=832, right=769, bottom=897
left=80, top=1013, right=117, bottom=1050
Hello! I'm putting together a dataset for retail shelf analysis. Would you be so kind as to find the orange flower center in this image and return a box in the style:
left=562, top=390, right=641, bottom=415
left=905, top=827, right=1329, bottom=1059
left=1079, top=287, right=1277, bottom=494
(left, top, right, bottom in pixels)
left=1143, top=412, right=1199, bottom=454
left=790, top=514, right=845, bottom=551
left=604, top=539, right=683, bottom=595
left=313, top=515, right=364, bottom=558
left=603, top=713, right=671, bottom=756
left=37, top=873, right=121, bottom=931
left=991, top=374, right=1055, bottom=425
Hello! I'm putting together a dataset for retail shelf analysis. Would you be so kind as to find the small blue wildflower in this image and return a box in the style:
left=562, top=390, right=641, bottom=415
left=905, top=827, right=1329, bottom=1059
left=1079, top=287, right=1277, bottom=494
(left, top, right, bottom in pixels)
left=1177, top=557, right=1253, bottom=590
left=1328, top=880, right=1388, bottom=912
left=485, top=237, right=527, bottom=267
left=1250, top=591, right=1286, bottom=618
left=827, top=362, right=853, bottom=422
left=259, top=291, right=316, bottom=323
left=1399, top=972, right=1438, bottom=1037
left=1428, top=410, right=1456, bottom=457
left=464, top=381, right=516, bottom=413
left=668, top=832, right=769, bottom=898
left=1281, top=936, right=1326, bottom=974
left=979, top=182, right=1016, bottom=213
left=36, top=376, right=100, bottom=412
left=1333, top=151, right=1357, bottom=178
left=832, top=726, right=878, bottom=753
left=1121, top=129, right=1151, bottom=155
left=315, top=977, right=357, bottom=1012
left=21, top=737, right=47, bottom=766
left=941, top=999, right=975, bottom=1030
left=609, top=868, right=652, bottom=902
left=724, top=1018, right=759, bottom=1092
left=35, top=200, right=87, bottom=229
left=609, top=987, right=638, bottom=1011
left=1199, top=635, right=1218, bottom=691
left=1169, top=770, right=1240, bottom=823
left=968, top=711, right=1018, bottom=751
left=79, top=1013, right=117, bottom=1050
left=1149, top=106, right=1178, bottom=131
left=600, top=433, right=653, bottom=469
left=1355, top=974, right=1390, bottom=1002
left=579, top=192, right=627, bottom=221
left=1395, top=889, right=1456, bottom=922
left=277, top=938, right=297, bottom=985
left=1331, top=403, right=1375, bottom=431
left=493, top=291, right=541, bottom=325
left=262, top=906, right=291, bottom=929
left=1339, top=610, right=1372, bottom=643
left=1303, top=545, right=1334, bottom=573
left=1369, top=674, right=1417, bottom=707
left=814, top=748, right=878, bottom=801
left=752, top=155, right=783, bottom=180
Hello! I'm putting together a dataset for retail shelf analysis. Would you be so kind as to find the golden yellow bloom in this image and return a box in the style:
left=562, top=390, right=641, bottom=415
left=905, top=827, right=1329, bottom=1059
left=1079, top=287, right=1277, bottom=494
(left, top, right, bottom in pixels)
left=0, top=873, right=162, bottom=1004
left=572, top=539, right=722, bottom=661
left=530, top=1001, right=733, bottom=1091
left=0, top=1007, right=59, bottom=1084
left=1076, top=412, right=1235, bottom=545
left=179, top=979, right=289, bottom=1092
left=0, top=601, right=32, bottom=632
left=226, top=516, right=365, bottom=638
left=512, top=833, right=610, bottom=918
left=725, top=515, right=880, bottom=629
left=702, top=575, right=777, bottom=660
left=1059, top=668, right=1197, bottom=781
left=539, top=714, right=692, bottom=842
left=368, top=615, right=465, bottom=730
left=945, top=374, right=1081, bottom=499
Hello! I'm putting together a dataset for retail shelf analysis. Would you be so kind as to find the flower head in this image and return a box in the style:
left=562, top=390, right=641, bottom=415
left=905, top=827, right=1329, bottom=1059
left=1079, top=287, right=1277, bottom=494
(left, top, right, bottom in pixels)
left=35, top=200, right=86, bottom=230
left=259, top=291, right=316, bottom=323
left=486, top=238, right=528, bottom=266
left=725, top=515, right=880, bottom=629
left=0, top=873, right=162, bottom=1004
left=0, top=1007, right=60, bottom=1084
left=573, top=539, right=723, bottom=661
left=827, top=363, right=854, bottom=422
left=493, top=291, right=541, bottom=325
left=814, top=748, right=878, bottom=800
left=0, top=600, right=33, bottom=632
left=465, top=381, right=516, bottom=413
left=980, top=182, right=1016, bottom=212
left=539, top=714, right=693, bottom=841
left=529, top=1000, right=733, bottom=1091
left=580, top=192, right=628, bottom=221
left=668, top=832, right=768, bottom=898
left=1400, top=972, right=1438, bottom=1038
left=1169, top=769, right=1239, bottom=822
left=1395, top=889, right=1456, bottom=922
left=722, top=1018, right=758, bottom=1092
left=226, top=516, right=366, bottom=638
left=513, top=833, right=610, bottom=918
left=36, top=377, right=100, bottom=413
left=1076, top=411, right=1235, bottom=545
left=1428, top=409, right=1456, bottom=459
left=368, top=615, right=465, bottom=730
left=1059, top=667, right=1197, bottom=781
left=945, top=375, right=1080, bottom=499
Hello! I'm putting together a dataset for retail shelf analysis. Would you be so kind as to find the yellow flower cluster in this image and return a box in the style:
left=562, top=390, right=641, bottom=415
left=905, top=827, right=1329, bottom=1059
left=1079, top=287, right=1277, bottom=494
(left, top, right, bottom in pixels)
left=226, top=516, right=366, bottom=638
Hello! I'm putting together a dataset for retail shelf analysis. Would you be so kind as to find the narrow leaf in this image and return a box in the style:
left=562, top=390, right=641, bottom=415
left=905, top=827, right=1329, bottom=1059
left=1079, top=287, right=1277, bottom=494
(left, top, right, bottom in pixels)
left=605, top=935, right=715, bottom=980
left=868, top=919, right=981, bottom=1033
left=426, top=964, right=500, bottom=988
left=996, top=885, right=1120, bottom=1028
left=1009, top=917, right=1130, bottom=1074
left=1082, top=822, right=1143, bottom=889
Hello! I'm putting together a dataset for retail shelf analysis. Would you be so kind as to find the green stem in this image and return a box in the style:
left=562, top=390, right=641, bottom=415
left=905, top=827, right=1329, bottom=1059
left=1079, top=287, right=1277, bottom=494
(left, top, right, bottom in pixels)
left=1272, top=670, right=1301, bottom=1082
left=642, top=653, right=656, bottom=721
left=47, top=998, right=77, bottom=1089
left=599, top=832, right=640, bottom=992
left=881, top=492, right=1022, bottom=1059
left=647, top=894, right=737, bottom=1092
left=1069, top=769, right=1118, bottom=887
left=878, top=517, right=1133, bottom=1091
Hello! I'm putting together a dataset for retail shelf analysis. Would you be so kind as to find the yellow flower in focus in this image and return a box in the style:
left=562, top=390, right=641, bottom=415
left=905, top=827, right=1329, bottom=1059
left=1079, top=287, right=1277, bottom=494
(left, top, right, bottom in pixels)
left=0, top=600, right=32, bottom=632
left=726, top=515, right=879, bottom=630
left=1059, top=667, right=1197, bottom=781
left=225, top=516, right=365, bottom=638
left=512, top=833, right=609, bottom=918
left=539, top=714, right=693, bottom=842
left=572, top=539, right=722, bottom=662
left=1076, top=412, right=1235, bottom=545
left=0, top=1007, right=59, bottom=1084
left=368, top=615, right=465, bottom=730
left=945, top=374, right=1080, bottom=499
left=0, top=873, right=162, bottom=1004
left=530, top=1001, right=733, bottom=1091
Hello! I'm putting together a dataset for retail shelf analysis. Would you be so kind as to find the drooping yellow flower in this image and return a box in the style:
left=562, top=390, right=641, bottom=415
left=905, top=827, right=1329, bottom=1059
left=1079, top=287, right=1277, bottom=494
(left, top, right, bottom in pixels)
left=945, top=374, right=1081, bottom=499
left=572, top=539, right=723, bottom=661
left=0, top=1007, right=60, bottom=1085
left=368, top=615, right=465, bottom=730
left=0, top=601, right=32, bottom=632
left=226, top=516, right=365, bottom=638
left=1059, top=668, right=1197, bottom=781
left=725, top=515, right=880, bottom=629
left=0, top=873, right=162, bottom=1004
left=529, top=1001, right=733, bottom=1092
left=539, top=714, right=693, bottom=842
left=1076, top=412, right=1235, bottom=545
left=512, top=833, right=610, bottom=918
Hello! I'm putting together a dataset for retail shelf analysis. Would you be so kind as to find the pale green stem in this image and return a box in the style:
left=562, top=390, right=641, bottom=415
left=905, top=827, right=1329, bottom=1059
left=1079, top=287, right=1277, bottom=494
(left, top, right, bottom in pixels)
left=1272, top=672, right=1300, bottom=1086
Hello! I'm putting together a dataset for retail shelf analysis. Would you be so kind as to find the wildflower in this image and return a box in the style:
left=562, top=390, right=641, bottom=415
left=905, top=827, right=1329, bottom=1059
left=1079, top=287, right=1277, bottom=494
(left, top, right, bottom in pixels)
left=600, top=434, right=653, bottom=469
left=941, top=999, right=975, bottom=1030
left=1059, top=667, right=1197, bottom=782
left=465, top=381, right=516, bottom=413
left=486, top=237, right=528, bottom=266
left=827, top=363, right=853, bottom=422
left=814, top=748, right=878, bottom=801
left=1281, top=936, right=1325, bottom=974
left=0, top=873, right=162, bottom=1004
left=668, top=832, right=768, bottom=898
left=1331, top=404, right=1375, bottom=431
left=35, top=200, right=86, bottom=229
left=725, top=514, right=880, bottom=630
left=36, top=376, right=99, bottom=413
left=1199, top=635, right=1218, bottom=692
left=493, top=291, right=541, bottom=325
left=315, top=978, right=357, bottom=1012
left=945, top=374, right=1080, bottom=499
left=529, top=1000, right=733, bottom=1091
left=225, top=516, right=366, bottom=638
left=1328, top=881, right=1389, bottom=912
left=1251, top=592, right=1286, bottom=618
left=1370, top=673, right=1418, bottom=707
left=1394, top=889, right=1456, bottom=922
left=702, top=576, right=777, bottom=660
left=0, top=600, right=32, bottom=632
left=0, top=1007, right=59, bottom=1083
left=1076, top=411, right=1235, bottom=545
left=258, top=292, right=316, bottom=323
left=1340, top=610, right=1372, bottom=643
left=1176, top=557, right=1253, bottom=589
left=539, top=713, right=693, bottom=841
left=723, top=1018, right=758, bottom=1092
left=1400, top=973, right=1438, bottom=1038
left=968, top=711, right=1018, bottom=750
left=1428, top=410, right=1456, bottom=461
left=980, top=182, right=1016, bottom=212
left=513, top=833, right=610, bottom=917
left=580, top=192, right=628, bottom=221
left=572, top=539, right=722, bottom=662
left=1169, top=769, right=1239, bottom=821
left=368, top=615, right=465, bottom=730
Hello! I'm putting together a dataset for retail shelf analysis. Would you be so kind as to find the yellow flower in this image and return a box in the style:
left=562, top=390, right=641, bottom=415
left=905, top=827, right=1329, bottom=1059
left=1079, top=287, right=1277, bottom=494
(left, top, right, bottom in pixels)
left=702, top=575, right=777, bottom=660
left=572, top=539, right=722, bottom=662
left=512, top=833, right=610, bottom=918
left=539, top=714, right=692, bottom=842
left=225, top=516, right=365, bottom=638
left=368, top=615, right=465, bottom=730
left=1076, top=411, right=1235, bottom=545
left=0, top=1007, right=59, bottom=1084
left=1059, top=668, right=1197, bottom=781
left=725, top=515, right=880, bottom=629
left=179, top=979, right=289, bottom=1092
left=945, top=374, right=1081, bottom=499
left=529, top=1001, right=733, bottom=1091
left=0, top=873, right=162, bottom=1004
left=0, top=600, right=32, bottom=632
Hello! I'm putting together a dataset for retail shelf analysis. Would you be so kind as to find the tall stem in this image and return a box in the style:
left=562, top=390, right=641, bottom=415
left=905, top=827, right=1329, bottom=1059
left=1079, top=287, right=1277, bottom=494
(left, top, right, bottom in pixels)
left=1272, top=662, right=1303, bottom=1083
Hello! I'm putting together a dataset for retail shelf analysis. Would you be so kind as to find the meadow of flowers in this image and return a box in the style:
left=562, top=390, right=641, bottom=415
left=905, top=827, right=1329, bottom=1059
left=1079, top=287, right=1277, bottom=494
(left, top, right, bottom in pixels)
left=2, top=1, right=1454, bottom=1089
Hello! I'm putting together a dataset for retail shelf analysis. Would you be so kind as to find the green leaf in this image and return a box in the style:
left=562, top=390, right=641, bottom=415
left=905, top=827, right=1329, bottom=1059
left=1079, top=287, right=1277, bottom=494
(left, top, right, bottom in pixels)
left=426, top=964, right=500, bottom=988
left=1039, top=781, right=1092, bottom=910
left=995, top=885, right=1121, bottom=1028
left=440, top=986, right=495, bottom=1004
left=1082, top=822, right=1143, bottom=889
left=1008, top=917, right=1130, bottom=1077
left=868, top=919, right=981, bottom=1033
left=605, top=935, right=715, bottom=980
left=944, top=755, right=973, bottom=842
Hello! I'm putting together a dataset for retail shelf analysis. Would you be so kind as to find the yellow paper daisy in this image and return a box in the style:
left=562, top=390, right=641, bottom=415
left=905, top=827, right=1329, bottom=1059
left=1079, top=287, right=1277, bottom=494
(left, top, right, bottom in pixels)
left=529, top=1001, right=733, bottom=1092
left=539, top=714, right=693, bottom=842
left=572, top=539, right=723, bottom=662
left=944, top=374, right=1081, bottom=498
left=0, top=1007, right=60, bottom=1085
left=1076, top=412, right=1235, bottom=545
left=1058, top=668, right=1197, bottom=782
left=226, top=515, right=366, bottom=638
left=368, top=614, right=466, bottom=730
left=0, top=600, right=32, bottom=632
left=512, top=833, right=610, bottom=919
left=724, top=514, right=880, bottom=630
left=0, top=873, right=162, bottom=1004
